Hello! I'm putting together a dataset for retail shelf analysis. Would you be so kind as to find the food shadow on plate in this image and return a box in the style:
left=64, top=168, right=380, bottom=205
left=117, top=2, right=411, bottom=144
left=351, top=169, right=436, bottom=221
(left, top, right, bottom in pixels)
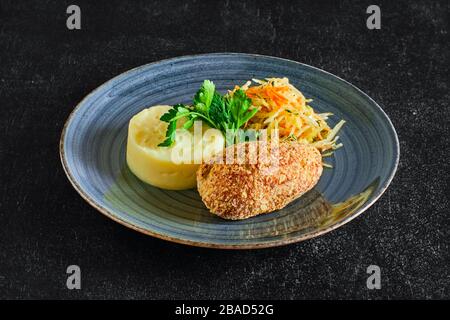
left=104, top=163, right=380, bottom=238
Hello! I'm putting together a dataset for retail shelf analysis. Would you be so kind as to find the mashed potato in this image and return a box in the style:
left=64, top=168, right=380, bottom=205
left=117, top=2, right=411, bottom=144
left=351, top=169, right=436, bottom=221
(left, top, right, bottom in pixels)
left=126, top=105, right=224, bottom=190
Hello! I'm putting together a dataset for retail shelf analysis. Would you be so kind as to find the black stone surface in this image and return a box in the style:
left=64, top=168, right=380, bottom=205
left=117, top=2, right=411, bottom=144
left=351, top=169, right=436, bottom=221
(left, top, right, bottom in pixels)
left=0, top=0, right=448, bottom=299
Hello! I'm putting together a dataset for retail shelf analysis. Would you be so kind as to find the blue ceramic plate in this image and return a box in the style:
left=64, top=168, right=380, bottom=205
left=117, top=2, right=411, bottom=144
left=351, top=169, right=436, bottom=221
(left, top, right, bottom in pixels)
left=60, top=53, right=399, bottom=249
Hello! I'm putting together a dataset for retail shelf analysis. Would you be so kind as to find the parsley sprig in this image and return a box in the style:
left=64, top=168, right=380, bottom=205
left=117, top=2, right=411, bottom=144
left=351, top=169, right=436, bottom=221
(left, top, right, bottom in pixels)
left=158, top=80, right=258, bottom=147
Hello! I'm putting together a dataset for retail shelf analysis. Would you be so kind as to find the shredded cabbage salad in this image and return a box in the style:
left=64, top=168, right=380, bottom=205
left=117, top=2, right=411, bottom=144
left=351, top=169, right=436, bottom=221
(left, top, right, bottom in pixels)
left=230, top=77, right=345, bottom=164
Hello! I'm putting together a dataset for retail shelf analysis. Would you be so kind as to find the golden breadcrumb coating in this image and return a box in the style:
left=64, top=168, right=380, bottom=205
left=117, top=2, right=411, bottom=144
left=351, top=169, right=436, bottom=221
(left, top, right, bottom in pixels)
left=197, top=141, right=323, bottom=220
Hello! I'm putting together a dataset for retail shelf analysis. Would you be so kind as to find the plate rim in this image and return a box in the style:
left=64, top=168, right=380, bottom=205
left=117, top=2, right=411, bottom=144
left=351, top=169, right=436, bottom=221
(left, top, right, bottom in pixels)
left=59, top=52, right=400, bottom=249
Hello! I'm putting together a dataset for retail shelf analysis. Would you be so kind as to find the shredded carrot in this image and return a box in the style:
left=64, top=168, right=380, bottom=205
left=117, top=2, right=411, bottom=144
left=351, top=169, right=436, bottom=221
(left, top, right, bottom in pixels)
left=237, top=78, right=345, bottom=154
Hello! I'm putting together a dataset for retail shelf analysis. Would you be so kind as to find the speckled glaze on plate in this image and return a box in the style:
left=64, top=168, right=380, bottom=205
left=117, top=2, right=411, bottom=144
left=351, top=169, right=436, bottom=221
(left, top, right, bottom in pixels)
left=60, top=53, right=399, bottom=249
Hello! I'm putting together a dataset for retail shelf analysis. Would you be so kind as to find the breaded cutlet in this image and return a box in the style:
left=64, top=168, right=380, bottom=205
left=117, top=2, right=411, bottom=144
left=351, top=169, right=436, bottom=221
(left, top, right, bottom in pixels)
left=197, top=141, right=323, bottom=220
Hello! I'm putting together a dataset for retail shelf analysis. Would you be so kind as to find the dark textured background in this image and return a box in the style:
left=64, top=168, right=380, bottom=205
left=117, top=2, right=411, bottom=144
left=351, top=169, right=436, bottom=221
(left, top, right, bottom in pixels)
left=0, top=0, right=448, bottom=299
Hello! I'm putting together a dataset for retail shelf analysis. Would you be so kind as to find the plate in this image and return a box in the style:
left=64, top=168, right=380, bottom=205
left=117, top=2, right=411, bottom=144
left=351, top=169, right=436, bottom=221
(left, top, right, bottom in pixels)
left=60, top=53, right=399, bottom=249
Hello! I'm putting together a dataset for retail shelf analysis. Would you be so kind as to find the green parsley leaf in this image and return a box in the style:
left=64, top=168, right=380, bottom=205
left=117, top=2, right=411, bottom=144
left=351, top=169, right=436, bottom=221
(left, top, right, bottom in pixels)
left=158, top=120, right=177, bottom=147
left=209, top=92, right=231, bottom=131
left=193, top=80, right=215, bottom=114
left=183, top=118, right=194, bottom=130
left=225, top=89, right=257, bottom=128
left=158, top=81, right=258, bottom=147
left=158, top=104, right=191, bottom=147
